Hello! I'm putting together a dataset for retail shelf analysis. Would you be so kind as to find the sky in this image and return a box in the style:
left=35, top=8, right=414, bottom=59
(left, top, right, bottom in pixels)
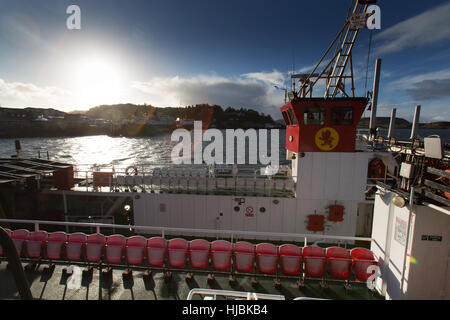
left=0, top=0, right=449, bottom=122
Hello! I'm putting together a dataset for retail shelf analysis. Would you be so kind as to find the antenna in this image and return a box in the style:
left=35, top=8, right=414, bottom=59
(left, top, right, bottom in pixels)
left=292, top=47, right=295, bottom=92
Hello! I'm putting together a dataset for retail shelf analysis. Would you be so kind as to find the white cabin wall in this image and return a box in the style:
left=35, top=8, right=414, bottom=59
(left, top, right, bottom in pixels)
left=370, top=191, right=395, bottom=297
left=230, top=198, right=244, bottom=235
left=370, top=191, right=411, bottom=300
left=268, top=197, right=283, bottom=241
left=371, top=189, right=450, bottom=300
left=193, top=195, right=207, bottom=237
left=133, top=195, right=147, bottom=227
left=205, top=195, right=221, bottom=231
left=406, top=205, right=450, bottom=299
left=293, top=152, right=373, bottom=238
left=180, top=193, right=194, bottom=229
left=255, top=197, right=272, bottom=241
left=281, top=198, right=298, bottom=242
left=217, top=196, right=232, bottom=231
left=338, top=153, right=355, bottom=200
left=324, top=153, right=340, bottom=200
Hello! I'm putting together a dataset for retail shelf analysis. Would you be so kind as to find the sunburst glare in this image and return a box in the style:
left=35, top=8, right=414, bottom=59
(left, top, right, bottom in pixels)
left=73, top=56, right=123, bottom=108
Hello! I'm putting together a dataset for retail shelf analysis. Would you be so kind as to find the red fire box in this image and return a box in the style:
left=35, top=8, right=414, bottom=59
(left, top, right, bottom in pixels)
left=52, top=166, right=74, bottom=190
left=307, top=215, right=325, bottom=232
left=93, top=172, right=113, bottom=187
left=328, top=205, right=345, bottom=222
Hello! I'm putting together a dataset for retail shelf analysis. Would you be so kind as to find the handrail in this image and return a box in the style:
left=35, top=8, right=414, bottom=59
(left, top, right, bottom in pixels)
left=0, top=218, right=373, bottom=244
left=0, top=227, right=33, bottom=300
left=186, top=288, right=285, bottom=300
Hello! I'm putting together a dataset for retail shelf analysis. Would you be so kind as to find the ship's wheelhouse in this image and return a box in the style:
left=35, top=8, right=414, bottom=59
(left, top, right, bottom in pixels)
left=280, top=98, right=368, bottom=153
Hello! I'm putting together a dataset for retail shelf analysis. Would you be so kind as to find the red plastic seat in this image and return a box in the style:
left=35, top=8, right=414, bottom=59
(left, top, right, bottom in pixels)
left=167, top=238, right=188, bottom=268
left=46, top=232, right=67, bottom=260
left=351, top=248, right=377, bottom=281
left=146, top=237, right=166, bottom=267
left=0, top=228, right=12, bottom=256
left=66, top=233, right=87, bottom=261
left=86, top=233, right=105, bottom=263
left=326, top=247, right=351, bottom=279
left=303, top=246, right=326, bottom=277
left=105, top=235, right=126, bottom=264
left=211, top=240, right=232, bottom=271
left=256, top=243, right=278, bottom=274
left=11, top=229, right=29, bottom=257
left=189, top=239, right=210, bottom=269
left=126, top=236, right=147, bottom=265
left=25, top=231, right=48, bottom=258
left=233, top=241, right=255, bottom=273
left=279, top=244, right=302, bottom=276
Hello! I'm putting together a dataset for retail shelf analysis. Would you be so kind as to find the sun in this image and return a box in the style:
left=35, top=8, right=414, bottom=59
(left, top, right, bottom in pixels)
left=73, top=57, right=123, bottom=108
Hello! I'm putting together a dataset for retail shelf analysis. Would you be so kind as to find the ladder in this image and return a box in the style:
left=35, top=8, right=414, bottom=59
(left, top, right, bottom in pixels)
left=298, top=0, right=371, bottom=98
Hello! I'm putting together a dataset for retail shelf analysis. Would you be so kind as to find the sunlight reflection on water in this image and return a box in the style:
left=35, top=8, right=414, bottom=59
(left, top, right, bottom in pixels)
left=0, top=131, right=287, bottom=166
left=0, top=135, right=175, bottom=165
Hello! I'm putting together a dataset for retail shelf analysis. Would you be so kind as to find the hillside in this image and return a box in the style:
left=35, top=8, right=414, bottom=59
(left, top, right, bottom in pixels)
left=82, top=103, right=278, bottom=129
left=419, top=121, right=450, bottom=129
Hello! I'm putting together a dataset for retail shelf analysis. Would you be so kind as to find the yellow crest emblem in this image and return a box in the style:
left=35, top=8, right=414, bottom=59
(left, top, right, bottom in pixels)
left=315, top=127, right=339, bottom=151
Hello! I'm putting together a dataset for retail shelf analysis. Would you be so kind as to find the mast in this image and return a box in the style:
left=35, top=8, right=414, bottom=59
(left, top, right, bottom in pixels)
left=294, top=0, right=376, bottom=99
left=369, top=58, right=382, bottom=138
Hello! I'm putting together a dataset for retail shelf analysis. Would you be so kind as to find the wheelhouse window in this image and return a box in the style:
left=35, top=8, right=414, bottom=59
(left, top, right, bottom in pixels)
left=331, top=107, right=353, bottom=125
left=304, top=107, right=325, bottom=125
left=282, top=111, right=291, bottom=125
left=287, top=108, right=298, bottom=125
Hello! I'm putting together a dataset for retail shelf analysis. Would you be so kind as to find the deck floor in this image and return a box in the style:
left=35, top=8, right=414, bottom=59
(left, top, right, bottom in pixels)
left=0, top=262, right=383, bottom=300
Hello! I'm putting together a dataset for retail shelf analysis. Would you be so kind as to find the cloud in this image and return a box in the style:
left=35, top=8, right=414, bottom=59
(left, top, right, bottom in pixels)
left=132, top=72, right=287, bottom=118
left=374, top=2, right=450, bottom=55
left=405, top=78, right=450, bottom=100
left=432, top=115, right=447, bottom=121
left=241, top=70, right=285, bottom=86
left=0, top=78, right=71, bottom=107
left=376, top=101, right=449, bottom=122
left=386, top=67, right=450, bottom=102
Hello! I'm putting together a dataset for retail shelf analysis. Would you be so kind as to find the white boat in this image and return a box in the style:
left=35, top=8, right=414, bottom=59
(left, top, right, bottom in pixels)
left=0, top=0, right=448, bottom=301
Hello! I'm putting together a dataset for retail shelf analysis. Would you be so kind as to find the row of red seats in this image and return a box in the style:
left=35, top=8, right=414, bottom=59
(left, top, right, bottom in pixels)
left=0, top=228, right=377, bottom=281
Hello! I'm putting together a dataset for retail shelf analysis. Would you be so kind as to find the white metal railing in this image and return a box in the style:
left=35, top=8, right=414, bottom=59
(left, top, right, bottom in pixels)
left=186, top=289, right=285, bottom=300
left=0, top=218, right=373, bottom=246
left=72, top=163, right=294, bottom=180
left=67, top=163, right=296, bottom=197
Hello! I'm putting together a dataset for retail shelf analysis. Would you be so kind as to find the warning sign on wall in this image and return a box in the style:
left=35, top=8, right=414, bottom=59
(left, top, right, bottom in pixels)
left=394, top=217, right=407, bottom=246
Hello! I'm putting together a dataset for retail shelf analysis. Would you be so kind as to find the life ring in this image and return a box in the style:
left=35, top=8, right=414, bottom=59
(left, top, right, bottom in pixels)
left=125, top=166, right=138, bottom=176
left=245, top=206, right=254, bottom=217
left=368, top=158, right=385, bottom=183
